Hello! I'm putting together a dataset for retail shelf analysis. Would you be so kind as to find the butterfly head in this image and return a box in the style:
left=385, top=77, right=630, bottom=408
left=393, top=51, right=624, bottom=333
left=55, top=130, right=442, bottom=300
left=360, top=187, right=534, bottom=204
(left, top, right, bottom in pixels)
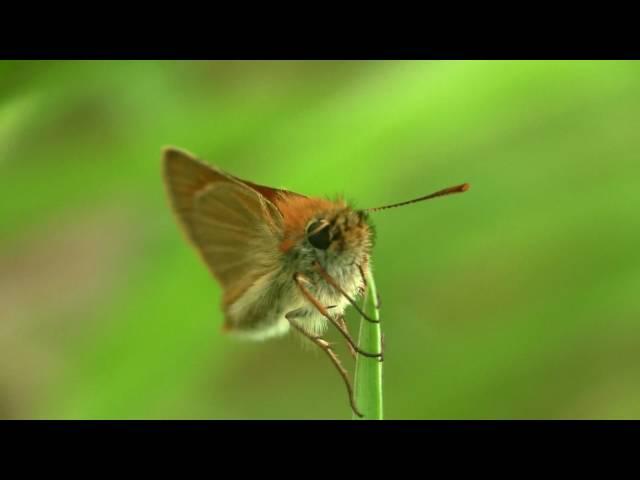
left=304, top=206, right=373, bottom=258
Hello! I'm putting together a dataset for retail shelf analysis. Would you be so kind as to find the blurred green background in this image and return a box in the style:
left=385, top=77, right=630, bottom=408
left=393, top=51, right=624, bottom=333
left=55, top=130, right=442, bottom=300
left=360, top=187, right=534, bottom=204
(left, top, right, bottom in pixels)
left=1, top=60, right=639, bottom=419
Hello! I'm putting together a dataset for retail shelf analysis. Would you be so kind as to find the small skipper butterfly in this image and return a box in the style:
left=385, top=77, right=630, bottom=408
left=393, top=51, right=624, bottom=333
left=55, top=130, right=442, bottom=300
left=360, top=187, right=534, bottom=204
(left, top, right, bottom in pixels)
left=163, top=147, right=469, bottom=417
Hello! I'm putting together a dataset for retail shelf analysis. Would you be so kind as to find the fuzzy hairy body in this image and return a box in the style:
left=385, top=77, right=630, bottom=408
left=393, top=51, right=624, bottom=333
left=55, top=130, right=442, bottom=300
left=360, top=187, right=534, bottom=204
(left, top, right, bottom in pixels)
left=163, top=147, right=373, bottom=341
left=225, top=201, right=373, bottom=340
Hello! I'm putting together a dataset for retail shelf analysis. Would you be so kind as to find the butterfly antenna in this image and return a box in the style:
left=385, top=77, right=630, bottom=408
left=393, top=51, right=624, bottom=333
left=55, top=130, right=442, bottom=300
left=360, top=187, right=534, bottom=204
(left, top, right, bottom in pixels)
left=365, top=183, right=470, bottom=213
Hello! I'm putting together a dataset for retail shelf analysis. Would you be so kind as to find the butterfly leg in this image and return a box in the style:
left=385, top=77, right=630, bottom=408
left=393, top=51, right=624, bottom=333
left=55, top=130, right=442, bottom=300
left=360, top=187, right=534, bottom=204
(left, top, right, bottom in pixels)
left=293, top=273, right=382, bottom=360
left=312, top=261, right=379, bottom=324
left=356, top=263, right=384, bottom=362
left=285, top=310, right=364, bottom=418
left=357, top=263, right=368, bottom=291
left=336, top=315, right=357, bottom=359
left=358, top=263, right=381, bottom=310
left=314, top=305, right=356, bottom=360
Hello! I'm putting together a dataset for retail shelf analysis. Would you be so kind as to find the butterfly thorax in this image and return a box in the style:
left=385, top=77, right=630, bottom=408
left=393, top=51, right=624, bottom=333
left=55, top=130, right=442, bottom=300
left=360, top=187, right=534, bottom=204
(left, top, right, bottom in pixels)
left=220, top=197, right=373, bottom=340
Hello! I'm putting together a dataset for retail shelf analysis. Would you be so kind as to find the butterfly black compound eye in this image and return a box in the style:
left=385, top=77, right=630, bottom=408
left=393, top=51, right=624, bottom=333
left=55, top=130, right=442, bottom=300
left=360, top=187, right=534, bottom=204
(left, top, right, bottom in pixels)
left=306, top=220, right=331, bottom=250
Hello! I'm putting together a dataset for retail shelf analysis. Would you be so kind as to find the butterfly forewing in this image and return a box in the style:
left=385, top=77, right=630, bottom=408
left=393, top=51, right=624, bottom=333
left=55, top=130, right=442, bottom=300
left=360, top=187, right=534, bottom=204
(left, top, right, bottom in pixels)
left=163, top=148, right=284, bottom=318
left=193, top=182, right=283, bottom=304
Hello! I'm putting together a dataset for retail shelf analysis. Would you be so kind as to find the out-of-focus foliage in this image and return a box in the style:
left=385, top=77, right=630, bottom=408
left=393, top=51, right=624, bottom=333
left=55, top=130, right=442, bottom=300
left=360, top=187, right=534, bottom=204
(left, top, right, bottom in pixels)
left=1, top=60, right=639, bottom=419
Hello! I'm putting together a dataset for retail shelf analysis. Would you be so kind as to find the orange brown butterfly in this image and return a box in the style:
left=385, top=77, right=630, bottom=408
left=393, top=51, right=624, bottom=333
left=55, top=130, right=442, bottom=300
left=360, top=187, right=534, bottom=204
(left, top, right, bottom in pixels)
left=162, top=147, right=469, bottom=417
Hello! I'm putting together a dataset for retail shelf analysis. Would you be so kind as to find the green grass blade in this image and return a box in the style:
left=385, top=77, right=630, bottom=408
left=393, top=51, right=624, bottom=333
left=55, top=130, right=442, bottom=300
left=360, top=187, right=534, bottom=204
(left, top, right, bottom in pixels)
left=352, top=270, right=383, bottom=420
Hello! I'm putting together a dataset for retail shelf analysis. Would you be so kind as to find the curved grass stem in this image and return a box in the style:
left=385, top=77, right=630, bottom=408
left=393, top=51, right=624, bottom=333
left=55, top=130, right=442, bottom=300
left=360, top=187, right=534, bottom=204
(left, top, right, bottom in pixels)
left=352, top=269, right=383, bottom=420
